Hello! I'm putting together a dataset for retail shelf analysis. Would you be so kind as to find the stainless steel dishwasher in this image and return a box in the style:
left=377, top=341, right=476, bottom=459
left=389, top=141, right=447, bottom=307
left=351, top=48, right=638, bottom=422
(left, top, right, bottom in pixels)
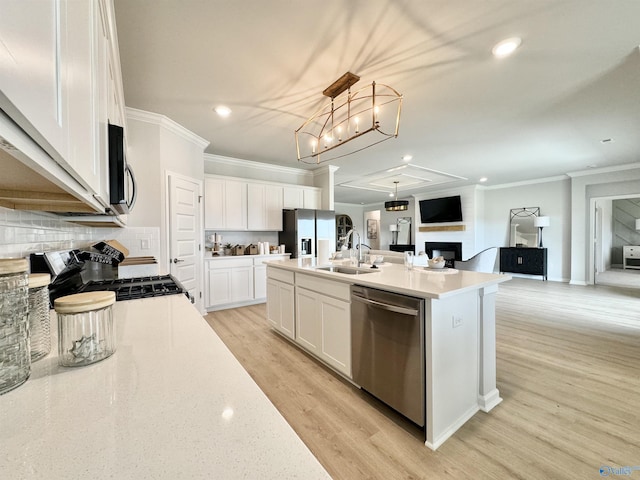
left=351, top=285, right=425, bottom=426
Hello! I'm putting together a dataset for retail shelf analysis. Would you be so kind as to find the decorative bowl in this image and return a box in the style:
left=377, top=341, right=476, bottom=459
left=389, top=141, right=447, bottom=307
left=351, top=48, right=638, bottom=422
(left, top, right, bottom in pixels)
left=428, top=257, right=446, bottom=269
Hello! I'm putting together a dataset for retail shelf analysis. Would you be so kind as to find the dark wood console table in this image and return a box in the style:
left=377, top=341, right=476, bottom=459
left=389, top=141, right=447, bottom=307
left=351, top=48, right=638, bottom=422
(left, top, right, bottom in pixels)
left=499, top=247, right=547, bottom=280
left=389, top=244, right=415, bottom=253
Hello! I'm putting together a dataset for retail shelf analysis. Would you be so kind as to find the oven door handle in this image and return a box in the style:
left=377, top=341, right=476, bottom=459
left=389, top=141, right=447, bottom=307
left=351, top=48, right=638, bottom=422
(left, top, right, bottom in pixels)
left=351, top=293, right=419, bottom=316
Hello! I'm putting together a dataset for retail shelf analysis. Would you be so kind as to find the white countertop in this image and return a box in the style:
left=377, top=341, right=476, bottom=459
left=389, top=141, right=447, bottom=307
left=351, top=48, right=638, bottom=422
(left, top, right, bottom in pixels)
left=205, top=253, right=290, bottom=260
left=267, top=258, right=511, bottom=299
left=0, top=295, right=331, bottom=480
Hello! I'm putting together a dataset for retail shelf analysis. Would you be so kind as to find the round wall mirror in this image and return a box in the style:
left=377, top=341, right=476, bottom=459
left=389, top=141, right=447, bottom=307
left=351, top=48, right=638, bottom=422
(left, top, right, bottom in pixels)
left=510, top=207, right=540, bottom=248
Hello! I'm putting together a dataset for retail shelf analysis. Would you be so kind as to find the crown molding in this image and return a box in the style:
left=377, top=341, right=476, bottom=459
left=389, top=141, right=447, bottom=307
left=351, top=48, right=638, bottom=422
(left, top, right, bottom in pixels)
left=204, top=153, right=314, bottom=178
left=566, top=162, right=640, bottom=178
left=125, top=107, right=209, bottom=149
left=482, top=175, right=568, bottom=190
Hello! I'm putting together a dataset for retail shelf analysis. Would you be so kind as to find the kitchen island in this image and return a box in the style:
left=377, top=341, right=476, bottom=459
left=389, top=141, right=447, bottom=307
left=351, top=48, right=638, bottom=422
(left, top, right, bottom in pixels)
left=266, top=258, right=511, bottom=450
left=0, top=295, right=331, bottom=480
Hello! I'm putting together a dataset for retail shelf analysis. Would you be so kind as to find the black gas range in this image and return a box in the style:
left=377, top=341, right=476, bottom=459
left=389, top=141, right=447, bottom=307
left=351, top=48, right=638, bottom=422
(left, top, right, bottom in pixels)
left=79, top=275, right=189, bottom=302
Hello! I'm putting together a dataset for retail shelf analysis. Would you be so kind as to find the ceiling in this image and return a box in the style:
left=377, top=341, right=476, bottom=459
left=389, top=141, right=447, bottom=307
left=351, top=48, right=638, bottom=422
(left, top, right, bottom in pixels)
left=113, top=0, right=640, bottom=204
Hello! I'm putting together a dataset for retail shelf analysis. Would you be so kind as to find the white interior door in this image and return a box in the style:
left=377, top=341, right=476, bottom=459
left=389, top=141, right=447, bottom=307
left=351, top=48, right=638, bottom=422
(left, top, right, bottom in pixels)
left=168, top=174, right=202, bottom=312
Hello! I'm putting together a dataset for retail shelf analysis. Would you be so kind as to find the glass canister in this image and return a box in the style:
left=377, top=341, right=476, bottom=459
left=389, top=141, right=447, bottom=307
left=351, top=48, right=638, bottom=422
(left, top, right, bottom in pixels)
left=28, top=273, right=52, bottom=362
left=0, top=258, right=30, bottom=395
left=55, top=291, right=116, bottom=367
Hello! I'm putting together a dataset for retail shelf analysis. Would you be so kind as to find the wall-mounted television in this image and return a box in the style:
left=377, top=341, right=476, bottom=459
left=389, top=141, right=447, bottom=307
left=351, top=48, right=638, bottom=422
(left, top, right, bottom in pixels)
left=419, top=195, right=463, bottom=223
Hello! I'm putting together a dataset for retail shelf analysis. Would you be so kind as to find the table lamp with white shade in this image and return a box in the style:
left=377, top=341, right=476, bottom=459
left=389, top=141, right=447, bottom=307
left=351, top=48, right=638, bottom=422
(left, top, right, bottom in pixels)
left=534, top=216, right=550, bottom=248
left=389, top=224, right=398, bottom=244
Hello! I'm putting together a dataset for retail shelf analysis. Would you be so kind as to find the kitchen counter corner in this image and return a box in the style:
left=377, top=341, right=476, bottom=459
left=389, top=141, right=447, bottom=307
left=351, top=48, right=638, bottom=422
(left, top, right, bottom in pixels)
left=0, top=295, right=330, bottom=480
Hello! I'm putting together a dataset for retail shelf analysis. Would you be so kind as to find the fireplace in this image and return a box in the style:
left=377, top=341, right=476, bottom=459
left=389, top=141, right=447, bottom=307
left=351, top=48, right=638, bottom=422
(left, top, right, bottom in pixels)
left=425, top=242, right=462, bottom=268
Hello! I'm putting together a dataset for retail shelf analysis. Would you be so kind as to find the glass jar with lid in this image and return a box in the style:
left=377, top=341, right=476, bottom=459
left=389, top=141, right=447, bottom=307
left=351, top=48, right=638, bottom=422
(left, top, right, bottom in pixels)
left=0, top=258, right=30, bottom=395
left=55, top=291, right=116, bottom=367
left=28, top=273, right=52, bottom=362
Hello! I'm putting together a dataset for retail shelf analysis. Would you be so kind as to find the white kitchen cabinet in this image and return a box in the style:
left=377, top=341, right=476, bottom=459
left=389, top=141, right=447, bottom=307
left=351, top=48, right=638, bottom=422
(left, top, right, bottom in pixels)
left=0, top=0, right=106, bottom=198
left=294, top=274, right=351, bottom=377
left=64, top=0, right=102, bottom=196
left=283, top=186, right=304, bottom=209
left=303, top=188, right=321, bottom=209
left=247, top=183, right=283, bottom=231
left=0, top=1, right=68, bottom=163
left=295, top=287, right=321, bottom=354
left=266, top=279, right=295, bottom=340
left=283, top=185, right=321, bottom=209
left=254, top=264, right=267, bottom=299
left=206, top=258, right=253, bottom=307
left=204, top=177, right=248, bottom=230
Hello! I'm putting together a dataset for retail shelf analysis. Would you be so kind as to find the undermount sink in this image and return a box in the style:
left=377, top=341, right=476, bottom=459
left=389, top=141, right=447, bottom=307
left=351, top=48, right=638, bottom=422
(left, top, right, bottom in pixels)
left=315, top=266, right=377, bottom=275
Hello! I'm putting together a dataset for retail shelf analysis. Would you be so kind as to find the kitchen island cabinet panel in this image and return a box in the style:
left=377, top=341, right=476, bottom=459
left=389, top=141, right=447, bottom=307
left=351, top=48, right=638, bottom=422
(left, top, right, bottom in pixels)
left=267, top=278, right=295, bottom=340
left=295, top=282, right=351, bottom=377
left=266, top=259, right=509, bottom=450
left=295, top=287, right=322, bottom=354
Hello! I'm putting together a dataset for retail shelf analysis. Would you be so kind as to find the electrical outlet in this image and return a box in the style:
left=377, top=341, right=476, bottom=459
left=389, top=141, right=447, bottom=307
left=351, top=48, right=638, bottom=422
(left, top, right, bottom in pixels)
left=140, top=239, right=150, bottom=250
left=452, top=316, right=463, bottom=328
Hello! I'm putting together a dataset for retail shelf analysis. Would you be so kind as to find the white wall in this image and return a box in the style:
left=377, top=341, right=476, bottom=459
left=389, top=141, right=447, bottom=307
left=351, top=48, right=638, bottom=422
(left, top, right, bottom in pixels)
left=125, top=108, right=208, bottom=273
left=570, top=165, right=640, bottom=284
left=413, top=185, right=481, bottom=260
left=484, top=178, right=571, bottom=282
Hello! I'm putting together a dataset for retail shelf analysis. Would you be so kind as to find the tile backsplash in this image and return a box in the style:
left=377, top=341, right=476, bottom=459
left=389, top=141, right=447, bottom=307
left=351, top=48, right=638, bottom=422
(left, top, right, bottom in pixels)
left=0, top=207, right=160, bottom=261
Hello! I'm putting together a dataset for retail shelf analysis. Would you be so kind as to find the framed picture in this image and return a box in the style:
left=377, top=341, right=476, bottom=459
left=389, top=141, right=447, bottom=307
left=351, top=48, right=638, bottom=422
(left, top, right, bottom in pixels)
left=367, top=219, right=378, bottom=239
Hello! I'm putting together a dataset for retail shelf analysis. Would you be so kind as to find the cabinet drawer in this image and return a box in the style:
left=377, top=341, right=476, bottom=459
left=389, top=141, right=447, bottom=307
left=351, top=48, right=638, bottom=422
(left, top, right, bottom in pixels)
left=267, top=267, right=295, bottom=284
left=296, top=273, right=351, bottom=301
left=208, top=257, right=254, bottom=269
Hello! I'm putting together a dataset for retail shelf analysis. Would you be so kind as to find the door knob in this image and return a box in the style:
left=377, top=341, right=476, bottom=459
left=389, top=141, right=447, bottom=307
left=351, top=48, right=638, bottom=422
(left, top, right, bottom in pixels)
left=173, top=258, right=185, bottom=263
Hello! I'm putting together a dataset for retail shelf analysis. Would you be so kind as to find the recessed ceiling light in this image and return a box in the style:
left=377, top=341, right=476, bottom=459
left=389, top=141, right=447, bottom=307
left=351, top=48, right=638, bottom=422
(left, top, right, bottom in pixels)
left=214, top=105, right=232, bottom=117
left=402, top=154, right=413, bottom=162
left=389, top=192, right=394, bottom=197
left=492, top=37, right=522, bottom=58
left=479, top=177, right=488, bottom=183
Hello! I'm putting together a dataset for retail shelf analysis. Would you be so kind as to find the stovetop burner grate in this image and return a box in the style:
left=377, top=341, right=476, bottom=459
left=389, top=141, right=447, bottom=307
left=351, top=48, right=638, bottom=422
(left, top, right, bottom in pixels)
left=80, top=274, right=188, bottom=301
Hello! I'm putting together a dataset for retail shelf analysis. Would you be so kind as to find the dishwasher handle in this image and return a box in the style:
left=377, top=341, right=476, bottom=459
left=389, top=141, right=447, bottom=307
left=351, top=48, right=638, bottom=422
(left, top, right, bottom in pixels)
left=351, top=293, right=419, bottom=316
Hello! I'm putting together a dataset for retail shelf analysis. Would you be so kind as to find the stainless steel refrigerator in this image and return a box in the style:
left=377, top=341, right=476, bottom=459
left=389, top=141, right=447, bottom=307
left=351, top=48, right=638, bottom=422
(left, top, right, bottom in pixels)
left=279, top=209, right=336, bottom=259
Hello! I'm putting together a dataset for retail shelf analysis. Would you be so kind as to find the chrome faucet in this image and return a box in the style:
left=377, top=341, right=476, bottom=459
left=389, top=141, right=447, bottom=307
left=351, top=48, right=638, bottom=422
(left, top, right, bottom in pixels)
left=344, top=228, right=362, bottom=266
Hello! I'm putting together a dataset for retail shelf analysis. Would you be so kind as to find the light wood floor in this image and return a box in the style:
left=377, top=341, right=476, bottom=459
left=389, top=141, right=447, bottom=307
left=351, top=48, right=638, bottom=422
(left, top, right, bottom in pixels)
left=204, top=278, right=640, bottom=480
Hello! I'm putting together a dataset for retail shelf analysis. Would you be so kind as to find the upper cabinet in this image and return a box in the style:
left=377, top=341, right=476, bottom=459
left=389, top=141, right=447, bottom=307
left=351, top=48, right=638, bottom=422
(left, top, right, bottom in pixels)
left=205, top=175, right=322, bottom=231
left=204, top=177, right=247, bottom=230
left=0, top=1, right=68, bottom=161
left=282, top=185, right=321, bottom=210
left=0, top=0, right=123, bottom=213
left=248, top=183, right=283, bottom=231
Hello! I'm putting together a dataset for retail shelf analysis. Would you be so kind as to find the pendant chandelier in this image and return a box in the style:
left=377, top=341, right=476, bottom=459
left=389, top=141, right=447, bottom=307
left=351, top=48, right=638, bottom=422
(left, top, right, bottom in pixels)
left=385, top=181, right=408, bottom=211
left=295, top=72, right=402, bottom=164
